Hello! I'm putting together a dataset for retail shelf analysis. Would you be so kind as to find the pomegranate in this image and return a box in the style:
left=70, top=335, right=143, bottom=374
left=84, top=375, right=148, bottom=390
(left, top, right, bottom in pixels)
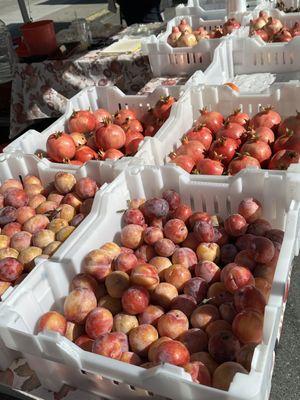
left=126, top=138, right=143, bottom=155
left=114, top=109, right=137, bottom=126
left=69, top=132, right=87, bottom=148
left=68, top=110, right=96, bottom=134
left=176, top=140, right=206, bottom=163
left=153, top=96, right=176, bottom=120
left=240, top=139, right=272, bottom=165
left=251, top=16, right=267, bottom=31
left=170, top=154, right=195, bottom=173
left=74, top=146, right=98, bottom=163
left=194, top=27, right=209, bottom=41
left=216, top=122, right=246, bottom=145
left=227, top=108, right=249, bottom=127
left=263, top=17, right=283, bottom=36
left=278, top=112, right=300, bottom=136
left=268, top=149, right=300, bottom=170
left=167, top=27, right=182, bottom=47
left=247, top=127, right=275, bottom=144
left=210, top=27, right=223, bottom=38
left=185, top=125, right=213, bottom=150
left=291, top=22, right=300, bottom=37
left=273, top=28, right=292, bottom=42
left=252, top=29, right=269, bottom=42
left=46, top=132, right=76, bottom=163
left=196, top=159, right=224, bottom=175
left=178, top=19, right=192, bottom=34
left=177, top=32, right=197, bottom=47
left=284, top=132, right=300, bottom=153
left=197, top=108, right=224, bottom=134
left=93, top=109, right=112, bottom=127
left=68, top=160, right=83, bottom=166
left=95, top=121, right=126, bottom=150
left=223, top=18, right=241, bottom=35
left=228, top=154, right=261, bottom=175
left=100, top=149, right=124, bottom=160
left=86, top=134, right=98, bottom=151
left=122, top=119, right=143, bottom=133
left=125, top=131, right=144, bottom=155
left=209, top=137, right=238, bottom=165
left=273, top=132, right=293, bottom=153
left=250, top=107, right=281, bottom=130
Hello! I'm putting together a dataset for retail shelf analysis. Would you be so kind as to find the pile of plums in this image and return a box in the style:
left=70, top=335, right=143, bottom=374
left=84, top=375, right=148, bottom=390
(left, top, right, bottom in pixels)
left=37, top=191, right=284, bottom=392
left=250, top=11, right=300, bottom=42
left=169, top=107, right=300, bottom=175
left=0, top=172, right=98, bottom=297
left=45, top=96, right=176, bottom=165
left=167, top=18, right=241, bottom=48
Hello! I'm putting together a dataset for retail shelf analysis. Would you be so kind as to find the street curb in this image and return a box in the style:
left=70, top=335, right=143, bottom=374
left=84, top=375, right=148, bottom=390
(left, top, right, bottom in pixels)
left=86, top=8, right=111, bottom=22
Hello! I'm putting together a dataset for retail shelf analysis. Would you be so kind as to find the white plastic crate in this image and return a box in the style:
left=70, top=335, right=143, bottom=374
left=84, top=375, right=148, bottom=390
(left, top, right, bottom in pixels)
left=0, top=165, right=299, bottom=400
left=151, top=83, right=300, bottom=171
left=4, top=85, right=185, bottom=167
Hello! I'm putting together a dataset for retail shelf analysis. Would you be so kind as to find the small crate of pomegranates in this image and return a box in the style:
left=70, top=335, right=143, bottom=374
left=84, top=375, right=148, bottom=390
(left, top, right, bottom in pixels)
left=152, top=82, right=300, bottom=174
left=4, top=86, right=182, bottom=169
left=142, top=15, right=247, bottom=76
left=0, top=165, right=299, bottom=400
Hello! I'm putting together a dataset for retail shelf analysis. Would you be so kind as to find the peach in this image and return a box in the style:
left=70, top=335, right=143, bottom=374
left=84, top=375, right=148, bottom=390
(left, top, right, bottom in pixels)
left=190, top=352, right=218, bottom=375
left=37, top=311, right=67, bottom=335
left=238, top=198, right=262, bottom=223
left=171, top=203, right=192, bottom=222
left=188, top=212, right=212, bottom=229
left=219, top=303, right=237, bottom=324
left=75, top=177, right=97, bottom=200
left=152, top=282, right=178, bottom=309
left=212, top=362, right=248, bottom=391
left=265, top=229, right=284, bottom=244
left=179, top=328, right=208, bottom=354
left=162, top=189, right=181, bottom=211
left=193, top=220, right=214, bottom=243
left=154, top=340, right=190, bottom=366
left=98, top=295, right=122, bottom=316
left=32, top=229, right=55, bottom=249
left=236, top=343, right=257, bottom=371
left=214, top=227, right=230, bottom=246
left=138, top=305, right=164, bottom=326
left=0, top=193, right=4, bottom=208
left=24, top=184, right=44, bottom=197
left=129, top=324, right=158, bottom=356
left=164, top=264, right=191, bottom=291
left=195, top=261, right=221, bottom=284
left=123, top=209, right=145, bottom=226
left=148, top=256, right=172, bottom=279
left=157, top=310, right=189, bottom=339
left=120, top=351, right=142, bottom=365
left=16, top=206, right=36, bottom=225
left=220, top=263, right=237, bottom=283
left=62, top=192, right=83, bottom=211
left=70, top=213, right=85, bottom=227
left=143, top=226, right=163, bottom=245
left=105, top=271, right=130, bottom=298
left=183, top=277, right=208, bottom=303
left=0, top=179, right=23, bottom=194
left=196, top=242, right=220, bottom=263
left=134, top=244, right=155, bottom=262
left=121, top=286, right=149, bottom=315
left=208, top=330, right=240, bottom=363
left=23, top=215, right=50, bottom=234
left=163, top=219, right=188, bottom=244
left=234, top=285, right=266, bottom=315
left=154, top=238, right=176, bottom=257
left=172, top=247, right=197, bottom=269
left=65, top=321, right=84, bottom=342
left=4, top=189, right=29, bottom=209
left=47, top=192, right=64, bottom=205
left=56, top=204, right=76, bottom=222
left=220, top=244, right=238, bottom=265
left=71, top=273, right=99, bottom=296
left=128, top=198, right=145, bottom=210
left=182, top=232, right=199, bottom=251
left=254, top=277, right=272, bottom=302
left=47, top=218, right=68, bottom=233
left=247, top=218, right=272, bottom=236
left=250, top=236, right=275, bottom=264
left=100, top=242, right=121, bottom=260
left=0, top=206, right=17, bottom=226
left=54, top=172, right=76, bottom=194
left=0, top=281, right=11, bottom=296
left=206, top=320, right=232, bottom=338
left=85, top=307, right=113, bottom=339
left=170, top=294, right=197, bottom=317
left=23, top=175, right=41, bottom=186
left=80, top=198, right=94, bottom=215
left=18, top=247, right=42, bottom=270
left=224, top=266, right=255, bottom=293
left=148, top=337, right=172, bottom=361
left=114, top=253, right=137, bottom=274
left=191, top=305, right=220, bottom=330
left=0, top=234, right=10, bottom=249
left=253, top=264, right=275, bottom=284
left=0, top=247, right=19, bottom=260
left=0, top=257, right=24, bottom=282
left=28, top=194, right=46, bottom=209
left=92, top=332, right=122, bottom=359
left=113, top=313, right=139, bottom=334
left=232, top=310, right=264, bottom=344
left=121, top=224, right=144, bottom=249
left=43, top=241, right=61, bottom=256
left=130, top=263, right=159, bottom=290
left=2, top=222, right=21, bottom=238
left=184, top=361, right=211, bottom=386
left=75, top=334, right=94, bottom=352
left=224, top=214, right=248, bottom=237
left=56, top=226, right=75, bottom=242
left=35, top=201, right=56, bottom=215
left=64, top=288, right=97, bottom=324
left=83, top=249, right=112, bottom=281
left=234, top=250, right=256, bottom=271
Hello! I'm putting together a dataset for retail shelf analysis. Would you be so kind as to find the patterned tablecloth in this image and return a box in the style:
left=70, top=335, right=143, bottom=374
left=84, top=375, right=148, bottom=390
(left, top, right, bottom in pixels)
left=10, top=50, right=152, bottom=139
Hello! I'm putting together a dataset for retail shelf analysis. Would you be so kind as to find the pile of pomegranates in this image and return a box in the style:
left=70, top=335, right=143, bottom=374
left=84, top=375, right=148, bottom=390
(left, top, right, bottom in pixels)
left=167, top=18, right=241, bottom=48
left=44, top=96, right=176, bottom=165
left=0, top=172, right=98, bottom=298
left=36, top=191, right=283, bottom=392
left=250, top=11, right=300, bottom=42
left=169, top=107, right=300, bottom=175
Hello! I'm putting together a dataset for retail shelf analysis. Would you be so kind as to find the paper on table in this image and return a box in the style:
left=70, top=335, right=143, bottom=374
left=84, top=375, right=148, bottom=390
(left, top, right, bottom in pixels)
left=231, top=73, right=276, bottom=93
left=100, top=38, right=141, bottom=53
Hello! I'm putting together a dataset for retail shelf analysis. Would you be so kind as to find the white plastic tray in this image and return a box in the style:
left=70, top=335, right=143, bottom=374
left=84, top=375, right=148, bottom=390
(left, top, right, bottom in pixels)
left=0, top=165, right=299, bottom=400
left=4, top=85, right=185, bottom=167
left=152, top=82, right=300, bottom=171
